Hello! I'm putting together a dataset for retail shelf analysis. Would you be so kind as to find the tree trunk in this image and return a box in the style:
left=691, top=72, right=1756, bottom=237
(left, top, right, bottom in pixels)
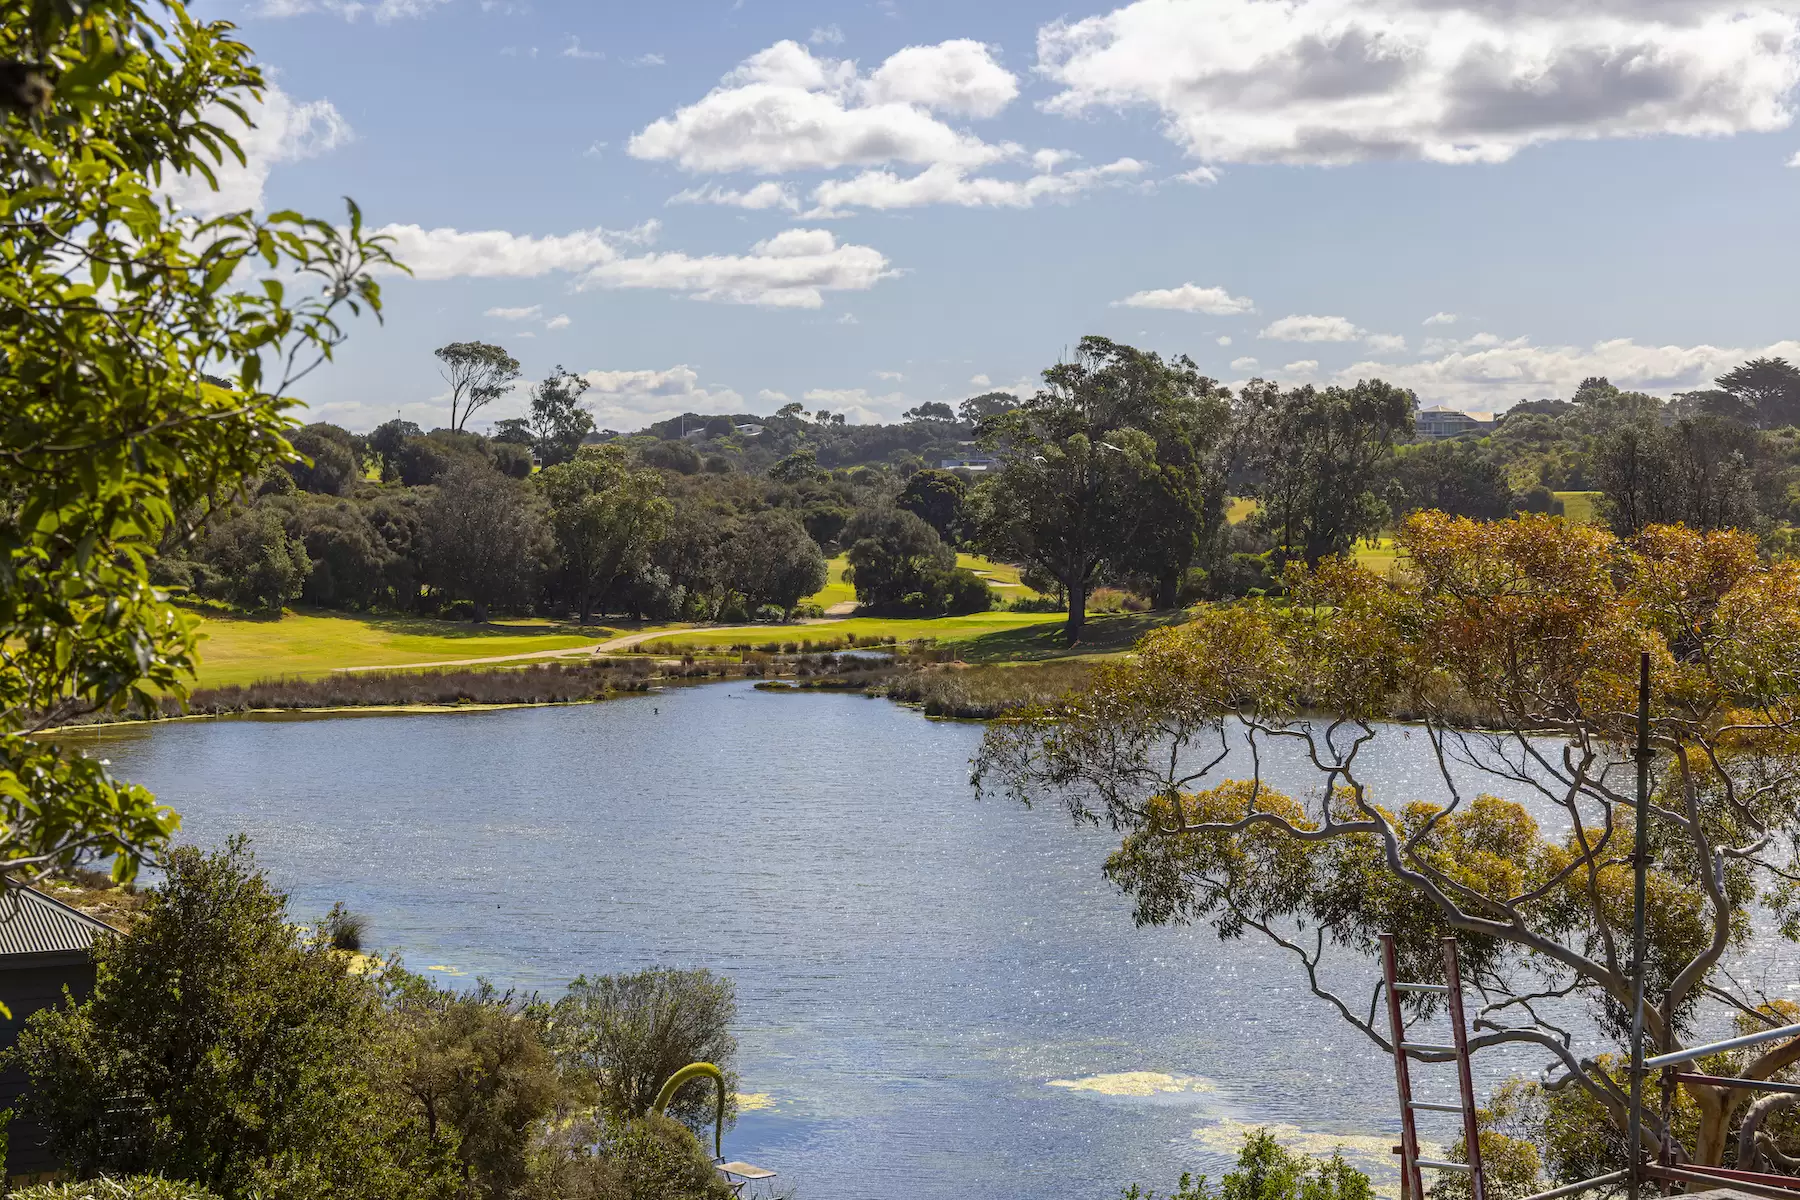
left=1065, top=577, right=1088, bottom=645
left=1736, top=1093, right=1797, bottom=1171
left=471, top=599, right=488, bottom=623
left=1154, top=565, right=1181, bottom=611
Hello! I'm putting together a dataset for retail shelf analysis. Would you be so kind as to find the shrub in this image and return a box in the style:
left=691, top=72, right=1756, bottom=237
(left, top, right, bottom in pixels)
left=9, top=840, right=446, bottom=1199
left=194, top=507, right=310, bottom=614
left=324, top=904, right=368, bottom=952
left=793, top=602, right=826, bottom=619
left=529, top=1113, right=732, bottom=1200
left=11, top=1181, right=224, bottom=1200
left=1121, top=1129, right=1372, bottom=1200
left=549, top=969, right=739, bottom=1134
left=1007, top=594, right=1063, bottom=613
left=754, top=604, right=786, bottom=623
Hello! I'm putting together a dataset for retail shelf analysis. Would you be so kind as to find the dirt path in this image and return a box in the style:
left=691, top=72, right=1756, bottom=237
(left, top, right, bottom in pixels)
left=334, top=624, right=785, bottom=674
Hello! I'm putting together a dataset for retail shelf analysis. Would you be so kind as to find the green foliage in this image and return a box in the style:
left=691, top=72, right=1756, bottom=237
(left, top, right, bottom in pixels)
left=8, top=840, right=445, bottom=1199
left=845, top=509, right=955, bottom=607
left=389, top=973, right=563, bottom=1200
left=1121, top=1129, right=1372, bottom=1200
left=529, top=1113, right=732, bottom=1200
left=435, top=342, right=521, bottom=434
left=10, top=1180, right=224, bottom=1200
left=1594, top=415, right=1757, bottom=536
left=1236, top=377, right=1414, bottom=565
left=768, top=447, right=821, bottom=484
left=529, top=366, right=597, bottom=467
left=194, top=507, right=312, bottom=614
left=419, top=460, right=550, bottom=622
left=896, top=469, right=968, bottom=542
left=720, top=511, right=827, bottom=611
left=287, top=423, right=361, bottom=495
left=549, top=969, right=739, bottom=1134
left=0, top=0, right=392, bottom=881
left=539, top=446, right=671, bottom=623
left=974, top=336, right=1225, bottom=643
left=1385, top=440, right=1514, bottom=521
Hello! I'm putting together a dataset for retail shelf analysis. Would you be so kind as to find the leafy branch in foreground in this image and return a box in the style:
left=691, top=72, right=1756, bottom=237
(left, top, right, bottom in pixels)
left=1, top=0, right=398, bottom=881
left=978, top=513, right=1800, bottom=1177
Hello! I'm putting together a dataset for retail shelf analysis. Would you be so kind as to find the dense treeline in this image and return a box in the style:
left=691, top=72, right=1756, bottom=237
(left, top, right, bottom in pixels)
left=170, top=335, right=1800, bottom=643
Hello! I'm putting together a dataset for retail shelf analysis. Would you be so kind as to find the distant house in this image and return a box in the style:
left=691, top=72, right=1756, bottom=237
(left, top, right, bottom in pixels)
left=735, top=423, right=765, bottom=437
left=1414, top=406, right=1497, bottom=441
left=0, top=888, right=116, bottom=1181
left=939, top=456, right=998, bottom=472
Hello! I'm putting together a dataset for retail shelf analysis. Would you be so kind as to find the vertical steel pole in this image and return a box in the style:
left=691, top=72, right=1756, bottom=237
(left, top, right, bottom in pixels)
left=1383, top=933, right=1425, bottom=1200
left=1628, top=651, right=1652, bottom=1200
left=1444, top=938, right=1486, bottom=1200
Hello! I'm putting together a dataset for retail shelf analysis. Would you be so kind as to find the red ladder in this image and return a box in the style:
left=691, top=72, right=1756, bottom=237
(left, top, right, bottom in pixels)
left=1381, top=933, right=1487, bottom=1200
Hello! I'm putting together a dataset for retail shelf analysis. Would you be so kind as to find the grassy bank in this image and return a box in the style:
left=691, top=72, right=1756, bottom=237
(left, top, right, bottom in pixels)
left=188, top=608, right=620, bottom=688
left=878, top=661, right=1096, bottom=718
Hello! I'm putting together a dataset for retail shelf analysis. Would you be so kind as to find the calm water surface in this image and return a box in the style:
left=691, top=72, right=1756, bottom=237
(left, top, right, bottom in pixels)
left=74, top=685, right=1685, bottom=1200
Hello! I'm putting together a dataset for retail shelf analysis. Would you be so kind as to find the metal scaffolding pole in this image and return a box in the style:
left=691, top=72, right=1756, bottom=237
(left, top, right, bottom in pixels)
left=1628, top=651, right=1652, bottom=1200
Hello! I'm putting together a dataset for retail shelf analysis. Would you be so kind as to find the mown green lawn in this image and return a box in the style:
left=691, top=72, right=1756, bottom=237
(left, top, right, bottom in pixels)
left=187, top=608, right=616, bottom=688
left=1555, top=491, right=1602, bottom=524
left=803, top=552, right=1044, bottom=611
left=634, top=611, right=1066, bottom=654
left=804, top=556, right=858, bottom=609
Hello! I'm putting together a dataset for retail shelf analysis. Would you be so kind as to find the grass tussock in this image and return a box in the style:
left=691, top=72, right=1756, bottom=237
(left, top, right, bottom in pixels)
left=170, top=660, right=659, bottom=715
left=879, top=660, right=1095, bottom=719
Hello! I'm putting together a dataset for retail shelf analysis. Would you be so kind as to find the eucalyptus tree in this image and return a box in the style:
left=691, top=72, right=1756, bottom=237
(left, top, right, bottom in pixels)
left=528, top=364, right=596, bottom=467
left=538, top=445, right=671, bottom=624
left=0, top=0, right=394, bottom=884
left=1235, top=378, right=1415, bottom=566
left=435, top=341, right=521, bottom=433
left=971, top=336, right=1224, bottom=643
left=978, top=514, right=1800, bottom=1176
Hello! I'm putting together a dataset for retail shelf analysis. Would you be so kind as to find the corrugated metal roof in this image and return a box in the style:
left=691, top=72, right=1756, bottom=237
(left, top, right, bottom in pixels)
left=0, top=887, right=114, bottom=958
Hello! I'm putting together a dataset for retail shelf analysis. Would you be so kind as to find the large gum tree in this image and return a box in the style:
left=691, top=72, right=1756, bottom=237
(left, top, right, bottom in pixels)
left=977, top=513, right=1800, bottom=1178
left=1, top=1, right=395, bottom=884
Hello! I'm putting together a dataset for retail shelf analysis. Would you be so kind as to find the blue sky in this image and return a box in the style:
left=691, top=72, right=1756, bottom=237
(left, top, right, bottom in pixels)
left=188, top=0, right=1800, bottom=432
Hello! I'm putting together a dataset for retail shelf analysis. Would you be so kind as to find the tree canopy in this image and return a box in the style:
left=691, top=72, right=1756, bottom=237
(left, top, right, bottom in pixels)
left=979, top=513, right=1800, bottom=1175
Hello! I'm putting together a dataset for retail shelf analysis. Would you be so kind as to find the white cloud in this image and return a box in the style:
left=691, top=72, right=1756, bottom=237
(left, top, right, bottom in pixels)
left=546, top=314, right=571, bottom=331
left=1282, top=359, right=1320, bottom=375
left=758, top=389, right=792, bottom=404
left=158, top=84, right=352, bottom=216
left=809, top=156, right=1143, bottom=211
left=811, top=25, right=845, bottom=46
left=802, top=387, right=908, bottom=423
left=1176, top=165, right=1220, bottom=185
left=669, top=181, right=801, bottom=212
left=369, top=222, right=887, bottom=309
left=1365, top=333, right=1408, bottom=353
left=1334, top=336, right=1800, bottom=409
left=1039, top=0, right=1800, bottom=168
left=1424, top=311, right=1459, bottom=326
left=1261, top=314, right=1363, bottom=342
left=485, top=305, right=543, bottom=320
left=1115, top=282, right=1255, bottom=315
left=584, top=141, right=607, bottom=158
left=1230, top=356, right=1259, bottom=371
left=863, top=39, right=1020, bottom=118
left=875, top=370, right=906, bottom=381
left=575, top=366, right=745, bottom=427
left=256, top=0, right=448, bottom=21
left=373, top=224, right=627, bottom=279
left=562, top=35, right=603, bottom=60
left=1217, top=335, right=1232, bottom=346
left=1790, top=149, right=1800, bottom=166
left=580, top=228, right=896, bottom=309
left=628, top=39, right=1016, bottom=174
left=837, top=312, right=860, bottom=325
left=970, top=373, right=992, bottom=386
left=633, top=54, right=666, bottom=67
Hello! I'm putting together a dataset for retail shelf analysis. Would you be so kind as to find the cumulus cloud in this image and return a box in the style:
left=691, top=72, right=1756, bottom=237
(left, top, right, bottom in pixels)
left=575, top=366, right=745, bottom=427
left=862, top=39, right=1020, bottom=117
left=1365, top=333, right=1408, bottom=353
left=1424, top=311, right=1459, bottom=326
left=1335, top=336, right=1800, bottom=409
left=1230, top=356, right=1259, bottom=371
left=546, top=314, right=571, bottom=331
left=970, top=373, right=992, bottom=386
left=373, top=225, right=627, bottom=280
left=580, top=228, right=896, bottom=309
left=1115, top=282, right=1255, bottom=315
left=1038, top=0, right=1800, bottom=167
left=811, top=25, right=845, bottom=46
left=758, top=389, right=792, bottom=403
left=485, top=305, right=543, bottom=320
left=875, top=370, right=906, bottom=381
left=669, top=181, right=801, bottom=211
left=369, top=223, right=891, bottom=309
left=158, top=84, right=352, bottom=216
left=1790, top=149, right=1800, bottom=165
left=808, top=156, right=1143, bottom=211
left=1261, top=314, right=1363, bottom=342
left=802, top=386, right=908, bottom=423
left=629, top=39, right=1016, bottom=174
left=1217, top=335, right=1233, bottom=346
left=1283, top=359, right=1321, bottom=375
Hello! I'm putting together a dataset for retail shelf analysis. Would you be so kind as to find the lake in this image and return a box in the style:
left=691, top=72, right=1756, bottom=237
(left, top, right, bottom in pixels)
left=71, top=683, right=1696, bottom=1200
